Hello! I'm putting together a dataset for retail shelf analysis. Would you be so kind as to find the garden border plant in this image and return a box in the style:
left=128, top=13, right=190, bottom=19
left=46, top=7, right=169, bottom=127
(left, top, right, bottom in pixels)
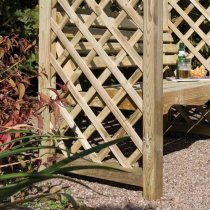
left=0, top=128, right=127, bottom=208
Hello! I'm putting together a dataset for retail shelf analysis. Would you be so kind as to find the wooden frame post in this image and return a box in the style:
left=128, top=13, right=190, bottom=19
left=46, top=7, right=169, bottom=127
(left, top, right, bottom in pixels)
left=39, top=0, right=52, bottom=158
left=163, top=0, right=169, bottom=31
left=143, top=0, right=163, bottom=200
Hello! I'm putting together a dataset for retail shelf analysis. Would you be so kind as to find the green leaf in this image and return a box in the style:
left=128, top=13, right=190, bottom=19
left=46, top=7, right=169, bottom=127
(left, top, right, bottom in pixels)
left=41, top=136, right=128, bottom=174
left=0, top=146, right=58, bottom=160
left=56, top=165, right=126, bottom=173
left=0, top=172, right=50, bottom=181
left=0, top=133, right=128, bottom=203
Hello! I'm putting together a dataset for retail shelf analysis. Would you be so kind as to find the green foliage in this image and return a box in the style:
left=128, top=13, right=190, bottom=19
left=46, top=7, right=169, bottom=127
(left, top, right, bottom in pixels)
left=15, top=5, right=39, bottom=40
left=0, top=1, right=39, bottom=74
left=20, top=195, right=70, bottom=210
left=41, top=198, right=69, bottom=210
left=0, top=34, right=38, bottom=73
left=0, top=0, right=38, bottom=39
left=20, top=47, right=38, bottom=73
left=0, top=128, right=127, bottom=206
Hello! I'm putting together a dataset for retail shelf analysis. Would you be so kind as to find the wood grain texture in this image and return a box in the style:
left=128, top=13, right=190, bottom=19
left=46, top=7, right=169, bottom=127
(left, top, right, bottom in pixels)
left=168, top=0, right=210, bottom=72
left=169, top=0, right=210, bottom=48
left=39, top=0, right=52, bottom=158
left=51, top=18, right=143, bottom=154
left=58, top=0, right=143, bottom=111
left=81, top=0, right=143, bottom=71
left=70, top=35, right=143, bottom=158
left=64, top=29, right=174, bottom=43
left=143, top=0, right=163, bottom=200
left=55, top=42, right=177, bottom=54
left=40, top=0, right=210, bottom=201
left=88, top=81, right=210, bottom=114
left=60, top=158, right=143, bottom=187
left=163, top=0, right=169, bottom=31
left=51, top=54, right=132, bottom=168
left=49, top=92, right=101, bottom=163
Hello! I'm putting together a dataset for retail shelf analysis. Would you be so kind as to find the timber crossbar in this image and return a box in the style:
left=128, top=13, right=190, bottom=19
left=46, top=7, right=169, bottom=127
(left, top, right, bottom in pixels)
left=39, top=0, right=210, bottom=200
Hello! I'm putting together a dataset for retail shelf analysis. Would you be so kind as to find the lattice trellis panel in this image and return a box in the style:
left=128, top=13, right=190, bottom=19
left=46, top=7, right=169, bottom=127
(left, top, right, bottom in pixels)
left=168, top=0, right=210, bottom=72
left=165, top=0, right=210, bottom=135
left=49, top=0, right=145, bottom=170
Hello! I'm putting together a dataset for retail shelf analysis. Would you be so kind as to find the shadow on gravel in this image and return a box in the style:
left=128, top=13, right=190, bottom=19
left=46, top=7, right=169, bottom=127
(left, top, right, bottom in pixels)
left=95, top=203, right=156, bottom=210
left=64, top=134, right=210, bottom=192
left=163, top=133, right=210, bottom=155
left=65, top=172, right=143, bottom=191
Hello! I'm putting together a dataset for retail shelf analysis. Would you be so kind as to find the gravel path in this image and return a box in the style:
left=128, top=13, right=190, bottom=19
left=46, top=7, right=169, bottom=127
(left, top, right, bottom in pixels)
left=56, top=136, right=210, bottom=210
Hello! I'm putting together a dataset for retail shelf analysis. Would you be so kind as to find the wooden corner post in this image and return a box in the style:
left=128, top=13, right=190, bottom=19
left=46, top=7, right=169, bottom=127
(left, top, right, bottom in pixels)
left=39, top=0, right=52, bottom=157
left=143, top=0, right=163, bottom=200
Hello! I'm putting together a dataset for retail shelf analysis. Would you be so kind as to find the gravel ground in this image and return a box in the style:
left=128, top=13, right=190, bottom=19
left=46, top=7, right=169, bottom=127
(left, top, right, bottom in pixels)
left=53, top=135, right=210, bottom=210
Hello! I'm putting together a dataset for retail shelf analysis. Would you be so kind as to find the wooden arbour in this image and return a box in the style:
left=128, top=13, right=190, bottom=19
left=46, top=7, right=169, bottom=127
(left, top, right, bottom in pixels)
left=39, top=0, right=210, bottom=200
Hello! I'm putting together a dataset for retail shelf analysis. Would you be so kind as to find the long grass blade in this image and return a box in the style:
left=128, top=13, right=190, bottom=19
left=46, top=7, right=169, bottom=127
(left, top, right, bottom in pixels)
left=41, top=136, right=128, bottom=174
left=0, top=146, right=58, bottom=160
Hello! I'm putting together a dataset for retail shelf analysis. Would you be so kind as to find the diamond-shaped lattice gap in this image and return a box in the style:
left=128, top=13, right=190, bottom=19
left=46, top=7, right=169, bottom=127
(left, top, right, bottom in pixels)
left=188, top=6, right=202, bottom=22
left=189, top=32, right=202, bottom=47
left=199, top=20, right=210, bottom=35
left=177, top=0, right=191, bottom=9
left=199, top=43, right=210, bottom=60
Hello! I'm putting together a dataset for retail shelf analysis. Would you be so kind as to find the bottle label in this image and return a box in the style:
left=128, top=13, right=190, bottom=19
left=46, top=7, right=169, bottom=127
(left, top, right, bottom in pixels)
left=179, top=51, right=185, bottom=56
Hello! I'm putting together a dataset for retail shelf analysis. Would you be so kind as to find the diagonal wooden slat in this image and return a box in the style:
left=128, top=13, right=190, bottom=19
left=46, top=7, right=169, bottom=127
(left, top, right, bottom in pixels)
left=50, top=91, right=101, bottom=162
left=189, top=0, right=210, bottom=22
left=51, top=54, right=132, bottom=168
left=52, top=0, right=57, bottom=8
left=168, top=20, right=210, bottom=71
left=98, top=108, right=143, bottom=162
left=79, top=0, right=143, bottom=70
left=51, top=0, right=84, bottom=41
left=57, top=0, right=140, bottom=87
left=70, top=31, right=143, bottom=154
left=71, top=68, right=143, bottom=157
left=56, top=0, right=112, bottom=64
left=186, top=108, right=210, bottom=134
left=170, top=0, right=199, bottom=30
left=169, top=0, right=210, bottom=48
left=50, top=19, right=143, bottom=153
left=116, top=0, right=143, bottom=30
left=55, top=0, right=142, bottom=140
left=50, top=6, right=58, bottom=129
left=57, top=0, right=143, bottom=111
left=186, top=6, right=210, bottom=59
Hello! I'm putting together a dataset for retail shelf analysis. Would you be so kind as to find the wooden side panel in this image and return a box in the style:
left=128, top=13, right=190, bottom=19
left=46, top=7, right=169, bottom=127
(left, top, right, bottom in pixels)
left=38, top=0, right=210, bottom=201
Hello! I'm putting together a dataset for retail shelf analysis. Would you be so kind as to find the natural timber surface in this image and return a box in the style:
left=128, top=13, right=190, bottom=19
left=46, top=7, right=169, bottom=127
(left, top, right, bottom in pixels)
left=88, top=80, right=210, bottom=113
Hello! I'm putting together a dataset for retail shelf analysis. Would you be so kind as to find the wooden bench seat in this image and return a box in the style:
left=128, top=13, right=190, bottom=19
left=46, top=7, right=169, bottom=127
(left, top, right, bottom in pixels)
left=88, top=80, right=210, bottom=114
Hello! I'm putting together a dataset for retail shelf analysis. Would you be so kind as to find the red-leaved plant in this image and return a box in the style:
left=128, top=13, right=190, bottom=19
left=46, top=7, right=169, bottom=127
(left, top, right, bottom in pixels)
left=0, top=34, right=37, bottom=151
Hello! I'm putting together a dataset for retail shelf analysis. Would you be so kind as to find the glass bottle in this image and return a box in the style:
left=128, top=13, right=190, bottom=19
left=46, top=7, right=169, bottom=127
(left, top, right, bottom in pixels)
left=176, top=42, right=187, bottom=78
